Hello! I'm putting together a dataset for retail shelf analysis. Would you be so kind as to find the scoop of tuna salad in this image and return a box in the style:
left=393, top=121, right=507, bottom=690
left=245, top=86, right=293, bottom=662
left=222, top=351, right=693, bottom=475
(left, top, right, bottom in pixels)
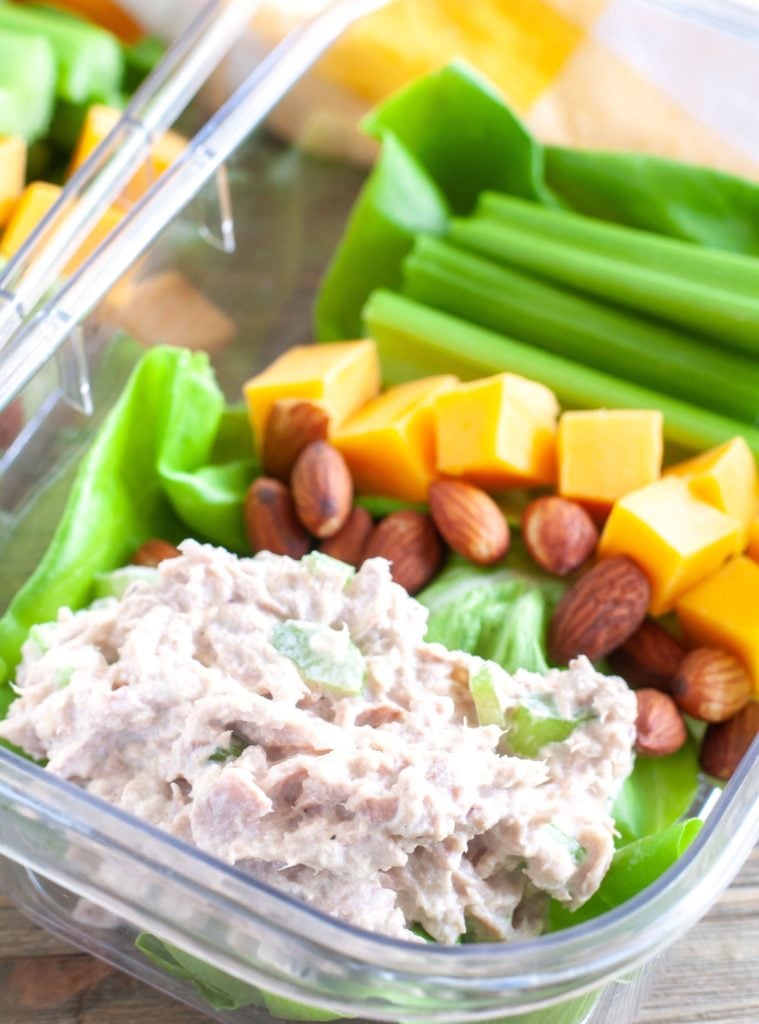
left=0, top=541, right=637, bottom=943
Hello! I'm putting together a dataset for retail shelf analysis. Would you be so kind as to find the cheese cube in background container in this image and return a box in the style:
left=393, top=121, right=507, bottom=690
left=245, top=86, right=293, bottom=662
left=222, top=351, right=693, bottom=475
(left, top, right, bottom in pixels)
left=677, top=557, right=759, bottom=696
left=0, top=136, right=26, bottom=227
left=598, top=476, right=741, bottom=616
left=68, top=105, right=187, bottom=206
left=243, top=340, right=380, bottom=452
left=333, top=375, right=458, bottom=501
left=558, top=409, right=663, bottom=515
left=433, top=372, right=559, bottom=490
left=664, top=436, right=757, bottom=547
left=0, top=181, right=123, bottom=275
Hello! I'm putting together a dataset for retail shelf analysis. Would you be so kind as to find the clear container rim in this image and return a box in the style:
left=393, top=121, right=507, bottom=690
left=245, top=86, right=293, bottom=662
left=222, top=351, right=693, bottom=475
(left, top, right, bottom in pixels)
left=0, top=737, right=756, bottom=990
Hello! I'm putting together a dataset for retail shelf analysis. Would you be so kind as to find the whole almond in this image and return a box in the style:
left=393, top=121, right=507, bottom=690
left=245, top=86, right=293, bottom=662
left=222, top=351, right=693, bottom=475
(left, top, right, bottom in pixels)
left=291, top=441, right=353, bottom=539
left=245, top=477, right=310, bottom=558
left=700, top=702, right=759, bottom=780
left=0, top=398, right=23, bottom=449
left=428, top=480, right=509, bottom=566
left=262, top=398, right=330, bottom=481
left=635, top=688, right=687, bottom=757
left=364, top=510, right=443, bottom=594
left=672, top=647, right=752, bottom=723
left=521, top=496, right=597, bottom=576
left=132, top=539, right=182, bottom=567
left=608, top=619, right=686, bottom=691
left=318, top=506, right=374, bottom=567
left=548, top=556, right=651, bottom=664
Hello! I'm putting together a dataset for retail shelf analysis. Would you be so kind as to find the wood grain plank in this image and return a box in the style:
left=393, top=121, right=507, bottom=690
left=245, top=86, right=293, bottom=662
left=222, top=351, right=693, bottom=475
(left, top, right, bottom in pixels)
left=0, top=849, right=756, bottom=1024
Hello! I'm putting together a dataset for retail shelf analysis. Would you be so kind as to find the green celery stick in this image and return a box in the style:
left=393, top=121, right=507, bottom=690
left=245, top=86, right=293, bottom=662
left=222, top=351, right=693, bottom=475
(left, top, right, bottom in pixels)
left=451, top=211, right=759, bottom=359
left=0, top=29, right=57, bottom=141
left=0, top=4, right=124, bottom=105
left=402, top=236, right=758, bottom=424
left=477, top=193, right=759, bottom=299
left=362, top=289, right=759, bottom=458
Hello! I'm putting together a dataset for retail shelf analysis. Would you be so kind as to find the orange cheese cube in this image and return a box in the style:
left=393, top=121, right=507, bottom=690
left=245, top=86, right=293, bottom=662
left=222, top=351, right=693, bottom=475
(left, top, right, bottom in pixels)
left=0, top=182, right=123, bottom=275
left=558, top=409, right=663, bottom=512
left=677, top=557, right=759, bottom=695
left=598, top=476, right=741, bottom=615
left=68, top=105, right=186, bottom=206
left=333, top=375, right=458, bottom=501
left=243, top=340, right=380, bottom=452
left=0, top=136, right=26, bottom=227
left=665, top=436, right=757, bottom=546
left=433, top=373, right=558, bottom=490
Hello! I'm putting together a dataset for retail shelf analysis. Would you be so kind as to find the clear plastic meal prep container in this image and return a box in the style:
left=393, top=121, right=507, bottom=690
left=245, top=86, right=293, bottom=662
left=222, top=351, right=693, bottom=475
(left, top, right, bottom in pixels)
left=0, top=1, right=758, bottom=1022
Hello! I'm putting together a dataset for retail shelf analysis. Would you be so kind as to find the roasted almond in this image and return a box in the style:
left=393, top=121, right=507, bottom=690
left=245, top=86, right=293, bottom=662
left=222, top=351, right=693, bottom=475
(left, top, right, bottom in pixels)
left=635, top=688, right=688, bottom=757
left=428, top=479, right=509, bottom=566
left=0, top=398, right=23, bottom=449
left=244, top=477, right=311, bottom=558
left=547, top=556, right=651, bottom=664
left=608, top=618, right=686, bottom=691
left=672, top=647, right=752, bottom=723
left=291, top=440, right=353, bottom=539
left=364, top=510, right=443, bottom=594
left=262, top=398, right=331, bottom=481
left=132, top=538, right=182, bottom=567
left=700, top=702, right=759, bottom=780
left=521, top=496, right=597, bottom=576
left=318, top=505, right=374, bottom=567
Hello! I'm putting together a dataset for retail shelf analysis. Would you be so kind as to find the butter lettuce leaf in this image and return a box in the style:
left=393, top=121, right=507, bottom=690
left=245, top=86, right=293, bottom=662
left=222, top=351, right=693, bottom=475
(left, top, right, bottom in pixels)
left=418, top=555, right=563, bottom=674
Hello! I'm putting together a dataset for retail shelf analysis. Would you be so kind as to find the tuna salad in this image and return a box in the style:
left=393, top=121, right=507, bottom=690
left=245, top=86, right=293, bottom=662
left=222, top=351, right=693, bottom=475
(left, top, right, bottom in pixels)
left=0, top=541, right=637, bottom=943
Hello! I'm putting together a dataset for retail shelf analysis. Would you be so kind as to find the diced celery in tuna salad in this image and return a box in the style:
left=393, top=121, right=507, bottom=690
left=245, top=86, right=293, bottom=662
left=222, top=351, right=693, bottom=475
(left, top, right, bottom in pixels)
left=0, top=541, right=636, bottom=943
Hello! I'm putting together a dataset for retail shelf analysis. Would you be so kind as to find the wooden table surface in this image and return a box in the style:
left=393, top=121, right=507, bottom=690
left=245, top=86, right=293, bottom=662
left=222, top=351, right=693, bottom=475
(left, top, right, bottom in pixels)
left=0, top=847, right=756, bottom=1024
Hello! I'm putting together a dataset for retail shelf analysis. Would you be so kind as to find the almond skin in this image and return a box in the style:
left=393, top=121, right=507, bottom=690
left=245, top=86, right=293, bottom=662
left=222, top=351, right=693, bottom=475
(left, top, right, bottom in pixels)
left=608, top=618, right=686, bottom=691
left=672, top=647, right=752, bottom=723
left=132, top=538, right=182, bottom=567
left=262, top=398, right=330, bottom=481
left=364, top=510, right=443, bottom=594
left=548, top=555, right=651, bottom=664
left=700, top=702, right=759, bottom=780
left=244, top=477, right=311, bottom=558
left=291, top=441, right=353, bottom=539
left=428, top=479, right=509, bottom=566
left=635, top=688, right=688, bottom=757
left=521, top=496, right=597, bottom=576
left=318, top=505, right=374, bottom=567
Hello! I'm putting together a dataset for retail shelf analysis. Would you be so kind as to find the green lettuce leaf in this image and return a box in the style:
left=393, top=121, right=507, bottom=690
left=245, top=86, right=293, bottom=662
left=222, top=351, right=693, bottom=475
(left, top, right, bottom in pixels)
left=612, top=737, right=702, bottom=846
left=0, top=347, right=259, bottom=707
left=418, top=555, right=563, bottom=674
left=549, top=818, right=703, bottom=931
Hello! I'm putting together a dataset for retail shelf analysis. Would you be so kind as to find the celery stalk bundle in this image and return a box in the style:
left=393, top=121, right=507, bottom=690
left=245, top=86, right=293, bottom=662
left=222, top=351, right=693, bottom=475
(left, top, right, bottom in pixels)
left=402, top=235, right=759, bottom=425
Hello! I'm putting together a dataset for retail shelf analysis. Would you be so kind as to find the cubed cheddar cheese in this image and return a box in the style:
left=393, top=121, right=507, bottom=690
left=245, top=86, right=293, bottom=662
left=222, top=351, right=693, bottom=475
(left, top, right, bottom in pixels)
left=243, top=340, right=380, bottom=452
left=665, top=436, right=757, bottom=546
left=677, top=557, right=759, bottom=696
left=433, top=372, right=558, bottom=490
left=0, top=135, right=26, bottom=227
left=0, top=181, right=123, bottom=275
left=68, top=105, right=187, bottom=206
left=598, top=476, right=741, bottom=615
left=333, top=375, right=457, bottom=501
left=558, top=409, right=663, bottom=513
